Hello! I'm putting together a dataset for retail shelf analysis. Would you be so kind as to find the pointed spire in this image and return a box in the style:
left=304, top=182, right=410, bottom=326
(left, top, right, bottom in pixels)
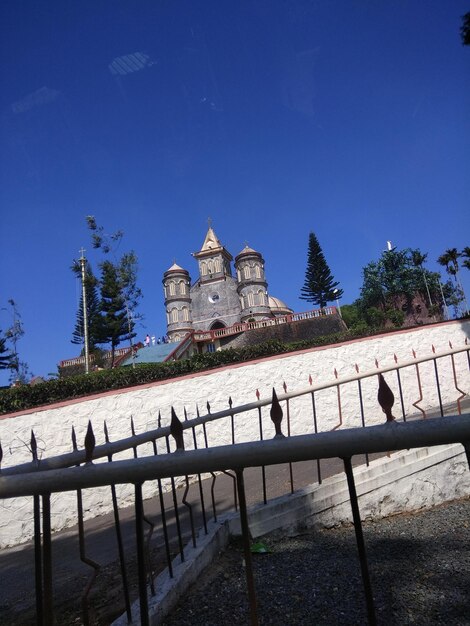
left=197, top=226, right=223, bottom=253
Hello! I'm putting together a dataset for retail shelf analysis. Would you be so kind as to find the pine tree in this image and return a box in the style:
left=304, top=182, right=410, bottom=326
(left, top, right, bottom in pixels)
left=71, top=263, right=104, bottom=349
left=0, top=331, right=13, bottom=371
left=300, top=232, right=343, bottom=308
left=100, top=260, right=136, bottom=366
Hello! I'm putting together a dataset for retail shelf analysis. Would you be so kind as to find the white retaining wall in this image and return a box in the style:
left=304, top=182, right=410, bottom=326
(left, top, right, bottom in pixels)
left=0, top=320, right=469, bottom=548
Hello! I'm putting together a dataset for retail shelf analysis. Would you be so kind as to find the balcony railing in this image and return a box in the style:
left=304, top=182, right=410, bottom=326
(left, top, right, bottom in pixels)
left=59, top=346, right=132, bottom=369
left=190, top=305, right=337, bottom=343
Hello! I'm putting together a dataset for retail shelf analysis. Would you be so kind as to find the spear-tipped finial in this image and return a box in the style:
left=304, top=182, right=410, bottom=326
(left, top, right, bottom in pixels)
left=377, top=374, right=395, bottom=423
left=31, top=430, right=38, bottom=463
left=270, top=388, right=284, bottom=438
left=170, top=407, right=185, bottom=451
left=71, top=426, right=78, bottom=451
left=0, top=440, right=3, bottom=471
left=84, top=421, right=96, bottom=464
left=103, top=421, right=110, bottom=443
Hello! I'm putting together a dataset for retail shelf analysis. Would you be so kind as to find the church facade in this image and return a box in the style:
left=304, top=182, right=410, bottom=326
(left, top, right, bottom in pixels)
left=163, top=227, right=293, bottom=342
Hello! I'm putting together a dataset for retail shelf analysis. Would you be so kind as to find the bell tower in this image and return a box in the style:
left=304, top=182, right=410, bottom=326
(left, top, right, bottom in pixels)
left=192, top=224, right=233, bottom=284
left=162, top=263, right=193, bottom=342
left=235, top=245, right=271, bottom=321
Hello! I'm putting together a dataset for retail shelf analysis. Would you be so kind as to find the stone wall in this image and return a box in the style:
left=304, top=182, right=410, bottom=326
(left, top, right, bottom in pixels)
left=0, top=319, right=468, bottom=547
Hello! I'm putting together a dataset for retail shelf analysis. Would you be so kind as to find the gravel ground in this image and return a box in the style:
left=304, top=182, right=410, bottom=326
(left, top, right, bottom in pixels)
left=163, top=497, right=470, bottom=626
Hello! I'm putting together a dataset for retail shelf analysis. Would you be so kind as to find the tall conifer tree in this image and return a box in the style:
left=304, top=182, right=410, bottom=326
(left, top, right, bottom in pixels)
left=71, top=263, right=104, bottom=349
left=100, top=260, right=136, bottom=366
left=0, top=331, right=13, bottom=371
left=300, top=232, right=343, bottom=308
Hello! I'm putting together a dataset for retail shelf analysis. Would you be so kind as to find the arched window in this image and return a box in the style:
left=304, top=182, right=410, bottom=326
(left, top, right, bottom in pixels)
left=171, top=308, right=178, bottom=323
left=201, top=262, right=207, bottom=276
left=215, top=258, right=221, bottom=272
left=247, top=292, right=254, bottom=307
left=255, top=265, right=261, bottom=279
left=166, top=310, right=170, bottom=324
left=244, top=265, right=250, bottom=279
left=179, top=280, right=186, bottom=295
left=237, top=268, right=241, bottom=282
left=182, top=306, right=189, bottom=321
left=208, top=260, right=214, bottom=274
left=257, top=289, right=265, bottom=305
left=169, top=281, right=176, bottom=296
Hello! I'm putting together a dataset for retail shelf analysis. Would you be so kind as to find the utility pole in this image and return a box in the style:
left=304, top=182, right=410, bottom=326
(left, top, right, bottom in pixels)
left=125, top=301, right=136, bottom=369
left=79, top=248, right=90, bottom=374
left=439, top=281, right=449, bottom=321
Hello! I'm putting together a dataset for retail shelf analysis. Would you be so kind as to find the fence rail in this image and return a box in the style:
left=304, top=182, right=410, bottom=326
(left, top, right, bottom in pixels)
left=0, top=340, right=469, bottom=625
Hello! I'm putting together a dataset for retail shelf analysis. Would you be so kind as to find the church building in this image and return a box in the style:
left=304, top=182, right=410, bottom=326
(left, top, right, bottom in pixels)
left=163, top=226, right=293, bottom=342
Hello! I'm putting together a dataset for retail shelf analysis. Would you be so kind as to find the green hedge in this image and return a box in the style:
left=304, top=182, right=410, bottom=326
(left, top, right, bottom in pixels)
left=0, top=326, right=413, bottom=415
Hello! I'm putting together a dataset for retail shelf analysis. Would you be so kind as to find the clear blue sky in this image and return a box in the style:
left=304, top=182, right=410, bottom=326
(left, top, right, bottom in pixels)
left=1, top=1, right=469, bottom=383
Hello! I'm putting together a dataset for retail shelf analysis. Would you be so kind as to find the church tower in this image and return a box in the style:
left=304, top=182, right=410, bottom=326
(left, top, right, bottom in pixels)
left=163, top=263, right=193, bottom=342
left=192, top=226, right=233, bottom=282
left=189, top=225, right=243, bottom=330
left=235, top=245, right=271, bottom=321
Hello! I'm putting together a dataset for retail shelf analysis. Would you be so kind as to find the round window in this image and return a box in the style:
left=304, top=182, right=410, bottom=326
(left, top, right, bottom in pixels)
left=208, top=293, right=220, bottom=303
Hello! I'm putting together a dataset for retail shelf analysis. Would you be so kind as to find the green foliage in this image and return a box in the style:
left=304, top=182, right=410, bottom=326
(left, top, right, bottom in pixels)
left=437, top=247, right=468, bottom=316
left=363, top=306, right=386, bottom=329
left=72, top=217, right=143, bottom=366
left=100, top=260, right=135, bottom=362
left=385, top=308, right=405, bottom=328
left=2, top=299, right=31, bottom=384
left=300, top=232, right=343, bottom=308
left=461, top=12, right=470, bottom=45
left=339, top=304, right=361, bottom=329
left=360, top=248, right=441, bottom=312
left=462, top=247, right=470, bottom=271
left=71, top=262, right=104, bottom=348
left=0, top=331, right=13, bottom=370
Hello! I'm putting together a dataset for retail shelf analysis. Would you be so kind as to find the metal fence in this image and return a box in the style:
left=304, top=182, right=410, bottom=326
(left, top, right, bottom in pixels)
left=0, top=342, right=469, bottom=625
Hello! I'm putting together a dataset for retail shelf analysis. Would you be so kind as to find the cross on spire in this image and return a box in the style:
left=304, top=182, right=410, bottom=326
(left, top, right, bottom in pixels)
left=207, top=216, right=212, bottom=228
